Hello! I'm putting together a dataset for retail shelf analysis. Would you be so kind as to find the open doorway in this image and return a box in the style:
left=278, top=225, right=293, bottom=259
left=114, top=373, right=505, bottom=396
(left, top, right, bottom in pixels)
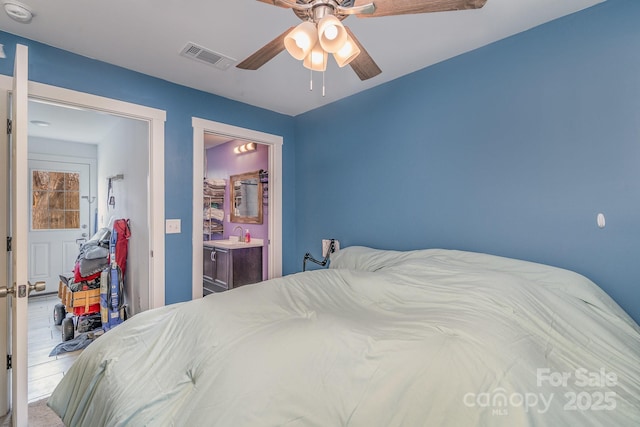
left=204, top=137, right=269, bottom=281
left=20, top=85, right=165, bottom=404
left=192, top=118, right=283, bottom=300
left=25, top=81, right=166, bottom=309
left=27, top=98, right=152, bottom=309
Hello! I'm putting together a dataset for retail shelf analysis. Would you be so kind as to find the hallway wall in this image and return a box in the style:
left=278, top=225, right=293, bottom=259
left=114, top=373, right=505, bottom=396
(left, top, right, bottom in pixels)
left=97, top=117, right=150, bottom=315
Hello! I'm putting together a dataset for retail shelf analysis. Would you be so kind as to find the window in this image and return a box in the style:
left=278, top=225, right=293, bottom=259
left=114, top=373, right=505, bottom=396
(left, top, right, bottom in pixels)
left=32, top=170, right=80, bottom=230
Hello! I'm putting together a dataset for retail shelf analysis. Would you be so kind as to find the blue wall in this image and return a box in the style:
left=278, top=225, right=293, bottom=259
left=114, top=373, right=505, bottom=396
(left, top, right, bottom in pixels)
left=2, top=0, right=639, bottom=323
left=0, top=32, right=298, bottom=304
left=295, top=0, right=640, bottom=323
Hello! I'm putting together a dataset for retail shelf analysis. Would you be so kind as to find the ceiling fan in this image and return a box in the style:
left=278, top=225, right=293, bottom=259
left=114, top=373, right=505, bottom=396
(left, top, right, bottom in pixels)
left=237, top=0, right=488, bottom=81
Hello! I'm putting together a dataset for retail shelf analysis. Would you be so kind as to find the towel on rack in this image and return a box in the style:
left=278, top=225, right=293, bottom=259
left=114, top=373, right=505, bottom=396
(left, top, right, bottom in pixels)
left=205, top=207, right=224, bottom=221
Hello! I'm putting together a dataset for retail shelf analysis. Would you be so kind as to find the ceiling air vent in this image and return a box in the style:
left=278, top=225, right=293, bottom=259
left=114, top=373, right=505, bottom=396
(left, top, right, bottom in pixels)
left=179, top=42, right=235, bottom=71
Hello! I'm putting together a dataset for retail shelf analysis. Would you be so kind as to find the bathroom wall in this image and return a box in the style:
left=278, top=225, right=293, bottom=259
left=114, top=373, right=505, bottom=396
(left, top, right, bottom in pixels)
left=206, top=142, right=269, bottom=280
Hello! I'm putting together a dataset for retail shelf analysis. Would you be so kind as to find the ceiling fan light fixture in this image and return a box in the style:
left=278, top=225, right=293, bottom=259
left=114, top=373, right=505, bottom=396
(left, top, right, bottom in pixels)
left=324, top=25, right=337, bottom=40
left=317, top=15, right=347, bottom=53
left=241, top=0, right=489, bottom=81
left=303, top=44, right=327, bottom=72
left=333, top=36, right=360, bottom=68
left=284, top=21, right=318, bottom=60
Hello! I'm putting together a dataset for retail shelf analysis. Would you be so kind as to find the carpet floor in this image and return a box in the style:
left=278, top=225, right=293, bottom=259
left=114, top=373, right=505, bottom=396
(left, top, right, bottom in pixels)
left=0, top=398, right=64, bottom=427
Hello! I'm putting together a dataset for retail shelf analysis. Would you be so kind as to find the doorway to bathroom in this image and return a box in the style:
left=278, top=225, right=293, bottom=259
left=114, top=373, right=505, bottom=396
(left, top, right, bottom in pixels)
left=204, top=137, right=269, bottom=280
left=191, top=118, right=283, bottom=300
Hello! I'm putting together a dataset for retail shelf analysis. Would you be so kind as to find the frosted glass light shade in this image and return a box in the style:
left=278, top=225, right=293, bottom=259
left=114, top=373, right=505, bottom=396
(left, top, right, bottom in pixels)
left=284, top=22, right=318, bottom=60
left=333, top=35, right=361, bottom=67
left=234, top=142, right=257, bottom=154
left=303, top=44, right=328, bottom=72
left=317, top=15, right=347, bottom=53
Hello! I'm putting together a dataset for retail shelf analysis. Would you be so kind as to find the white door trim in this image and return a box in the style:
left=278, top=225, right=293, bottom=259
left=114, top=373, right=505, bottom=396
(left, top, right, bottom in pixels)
left=192, top=117, right=283, bottom=299
left=0, top=75, right=167, bottom=310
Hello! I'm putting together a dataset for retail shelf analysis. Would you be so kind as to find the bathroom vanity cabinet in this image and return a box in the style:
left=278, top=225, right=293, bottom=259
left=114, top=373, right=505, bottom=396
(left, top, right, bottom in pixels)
left=203, top=242, right=263, bottom=295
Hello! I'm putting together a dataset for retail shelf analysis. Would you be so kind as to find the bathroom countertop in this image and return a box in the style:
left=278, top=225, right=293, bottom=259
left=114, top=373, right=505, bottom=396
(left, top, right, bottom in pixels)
left=204, top=238, right=264, bottom=249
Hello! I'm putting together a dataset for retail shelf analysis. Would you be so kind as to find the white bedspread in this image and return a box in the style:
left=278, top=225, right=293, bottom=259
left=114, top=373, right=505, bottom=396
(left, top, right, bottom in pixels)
left=49, top=248, right=640, bottom=426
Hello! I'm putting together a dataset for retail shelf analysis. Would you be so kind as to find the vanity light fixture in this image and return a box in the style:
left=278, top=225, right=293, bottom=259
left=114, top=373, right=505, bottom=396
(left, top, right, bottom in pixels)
left=233, top=142, right=257, bottom=154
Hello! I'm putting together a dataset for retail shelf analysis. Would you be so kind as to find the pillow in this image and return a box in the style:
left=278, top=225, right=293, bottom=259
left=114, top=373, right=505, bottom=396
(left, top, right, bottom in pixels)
left=329, top=246, right=403, bottom=272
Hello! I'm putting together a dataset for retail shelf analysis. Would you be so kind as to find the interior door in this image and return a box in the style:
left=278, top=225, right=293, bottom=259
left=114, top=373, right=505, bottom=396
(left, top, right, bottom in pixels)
left=2, top=43, right=44, bottom=427
left=28, top=159, right=91, bottom=293
left=10, top=42, right=29, bottom=427
left=0, top=65, right=10, bottom=418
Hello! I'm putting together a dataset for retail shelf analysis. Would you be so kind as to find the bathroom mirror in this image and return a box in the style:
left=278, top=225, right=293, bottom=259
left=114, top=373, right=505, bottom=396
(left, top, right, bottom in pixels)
left=230, top=170, right=263, bottom=224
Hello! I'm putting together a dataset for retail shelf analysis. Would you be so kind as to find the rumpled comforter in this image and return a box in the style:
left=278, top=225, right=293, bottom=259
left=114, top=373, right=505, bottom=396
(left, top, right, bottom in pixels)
left=48, top=247, right=640, bottom=426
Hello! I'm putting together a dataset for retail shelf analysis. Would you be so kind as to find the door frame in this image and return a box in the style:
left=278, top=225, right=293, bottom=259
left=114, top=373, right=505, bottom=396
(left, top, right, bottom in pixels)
left=192, top=118, right=283, bottom=299
left=0, top=77, right=167, bottom=304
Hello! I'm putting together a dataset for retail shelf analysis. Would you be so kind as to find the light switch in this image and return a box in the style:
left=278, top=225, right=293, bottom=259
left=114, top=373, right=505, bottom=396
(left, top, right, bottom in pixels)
left=166, top=219, right=181, bottom=234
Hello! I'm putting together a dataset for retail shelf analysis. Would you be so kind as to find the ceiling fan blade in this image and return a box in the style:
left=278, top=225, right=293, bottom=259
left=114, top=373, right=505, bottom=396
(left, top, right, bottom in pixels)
left=354, top=0, right=487, bottom=18
left=256, top=0, right=291, bottom=9
left=236, top=26, right=295, bottom=70
left=345, top=27, right=381, bottom=81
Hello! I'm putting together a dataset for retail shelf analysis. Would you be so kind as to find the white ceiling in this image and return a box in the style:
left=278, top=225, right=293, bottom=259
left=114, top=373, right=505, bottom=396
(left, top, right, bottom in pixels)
left=28, top=99, right=126, bottom=144
left=29, top=97, right=241, bottom=149
left=2, top=0, right=604, bottom=118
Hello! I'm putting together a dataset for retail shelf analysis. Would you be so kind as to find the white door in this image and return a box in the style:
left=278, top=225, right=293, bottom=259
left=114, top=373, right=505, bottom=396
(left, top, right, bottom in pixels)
left=9, top=42, right=29, bottom=427
left=1, top=44, right=44, bottom=427
left=0, top=62, right=10, bottom=418
left=28, top=159, right=91, bottom=293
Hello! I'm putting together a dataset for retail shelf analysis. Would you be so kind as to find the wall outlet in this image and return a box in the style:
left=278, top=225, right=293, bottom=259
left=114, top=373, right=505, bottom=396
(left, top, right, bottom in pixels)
left=322, top=239, right=340, bottom=257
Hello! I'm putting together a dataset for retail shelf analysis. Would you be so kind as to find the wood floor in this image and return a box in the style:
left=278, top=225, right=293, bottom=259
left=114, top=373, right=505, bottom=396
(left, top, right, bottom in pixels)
left=0, top=294, right=87, bottom=426
left=28, top=293, right=81, bottom=403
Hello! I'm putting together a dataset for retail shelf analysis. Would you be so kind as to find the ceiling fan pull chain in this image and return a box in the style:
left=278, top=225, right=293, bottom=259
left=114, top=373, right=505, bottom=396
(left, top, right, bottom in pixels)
left=322, top=53, right=326, bottom=97
left=310, top=68, right=313, bottom=91
left=322, top=69, right=325, bottom=97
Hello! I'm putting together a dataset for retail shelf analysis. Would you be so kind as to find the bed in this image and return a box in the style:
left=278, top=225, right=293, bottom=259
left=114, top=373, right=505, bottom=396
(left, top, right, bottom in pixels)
left=48, top=247, right=640, bottom=426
